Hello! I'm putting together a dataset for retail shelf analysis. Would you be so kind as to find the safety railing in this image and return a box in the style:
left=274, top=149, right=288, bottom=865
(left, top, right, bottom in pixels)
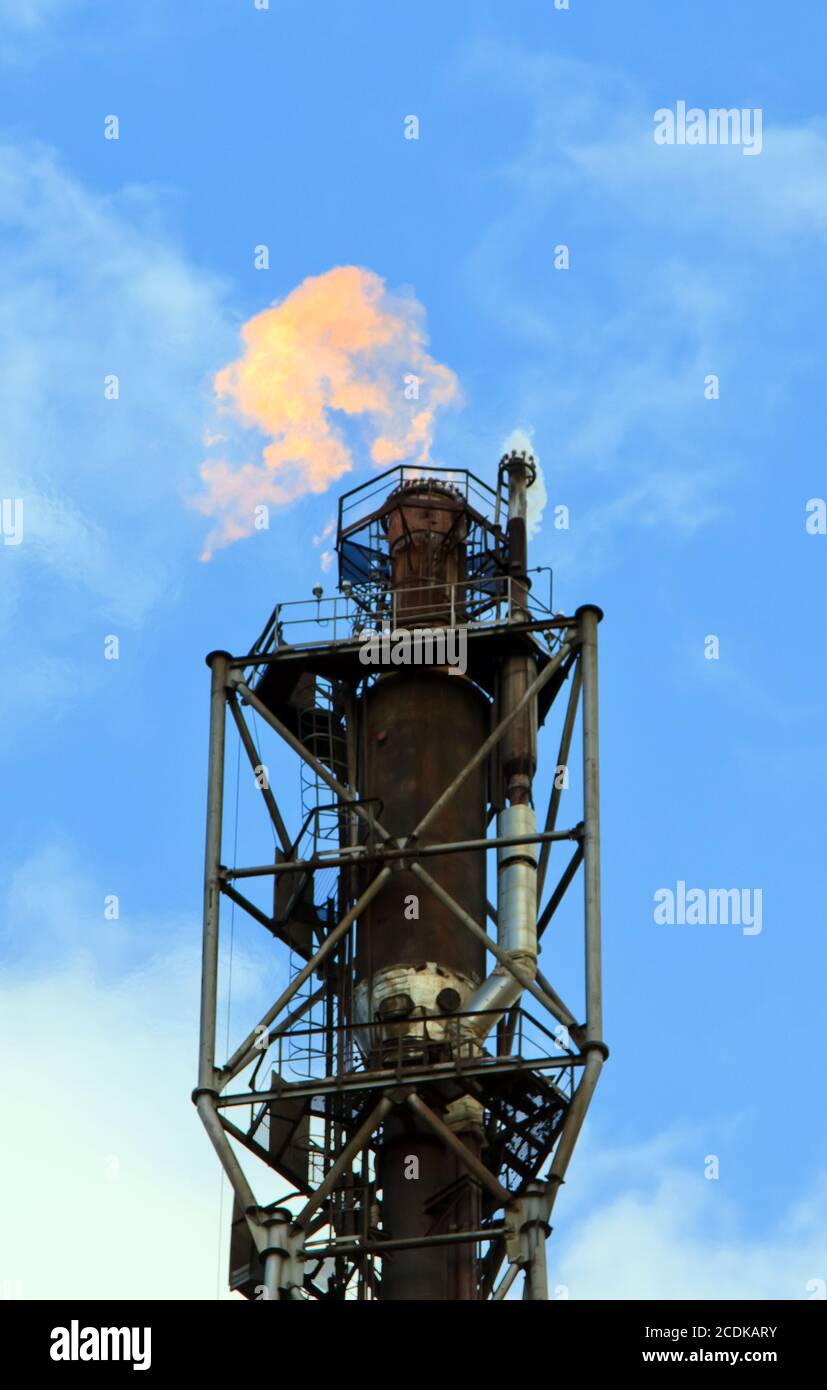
left=269, top=1005, right=577, bottom=1099
left=337, top=463, right=505, bottom=544
left=247, top=569, right=560, bottom=665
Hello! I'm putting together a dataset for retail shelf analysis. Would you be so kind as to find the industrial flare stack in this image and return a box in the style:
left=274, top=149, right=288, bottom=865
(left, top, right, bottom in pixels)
left=195, top=452, right=606, bottom=1301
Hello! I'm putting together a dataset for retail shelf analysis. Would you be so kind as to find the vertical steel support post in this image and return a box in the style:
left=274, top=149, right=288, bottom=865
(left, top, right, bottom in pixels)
left=525, top=1181, right=551, bottom=1301
left=263, top=1252, right=283, bottom=1300
left=527, top=1236, right=549, bottom=1300
left=261, top=1210, right=292, bottom=1301
left=537, top=608, right=607, bottom=1233
left=532, top=607, right=607, bottom=1269
left=577, top=606, right=603, bottom=1046
left=199, top=650, right=230, bottom=1094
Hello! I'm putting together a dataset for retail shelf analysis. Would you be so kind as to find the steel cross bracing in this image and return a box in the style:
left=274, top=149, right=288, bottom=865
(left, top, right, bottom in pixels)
left=194, top=606, right=606, bottom=1301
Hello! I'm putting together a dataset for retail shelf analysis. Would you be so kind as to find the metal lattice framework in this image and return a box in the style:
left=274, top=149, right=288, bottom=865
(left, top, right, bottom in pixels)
left=194, top=471, right=606, bottom=1302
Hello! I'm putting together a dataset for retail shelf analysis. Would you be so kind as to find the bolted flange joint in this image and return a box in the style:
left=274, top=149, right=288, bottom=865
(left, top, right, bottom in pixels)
left=255, top=1208, right=303, bottom=1301
left=504, top=1182, right=552, bottom=1269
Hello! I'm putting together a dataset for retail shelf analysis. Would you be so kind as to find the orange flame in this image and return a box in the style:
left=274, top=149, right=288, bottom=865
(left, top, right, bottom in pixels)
left=195, top=266, right=460, bottom=558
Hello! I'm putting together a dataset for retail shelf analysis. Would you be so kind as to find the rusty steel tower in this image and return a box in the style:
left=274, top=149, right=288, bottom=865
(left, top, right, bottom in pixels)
left=195, top=452, right=606, bottom=1300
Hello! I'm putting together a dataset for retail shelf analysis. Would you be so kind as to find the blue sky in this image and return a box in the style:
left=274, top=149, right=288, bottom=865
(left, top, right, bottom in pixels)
left=1, top=0, right=826, bottom=1299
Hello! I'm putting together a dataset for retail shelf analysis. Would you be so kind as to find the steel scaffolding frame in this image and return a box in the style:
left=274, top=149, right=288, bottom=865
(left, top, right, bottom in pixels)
left=194, top=605, right=605, bottom=1301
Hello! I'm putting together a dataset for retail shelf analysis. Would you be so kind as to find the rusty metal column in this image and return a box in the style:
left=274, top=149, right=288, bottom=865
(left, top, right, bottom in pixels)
left=199, top=650, right=230, bottom=1094
left=356, top=481, right=487, bottom=1301
left=577, top=607, right=603, bottom=1044
left=499, top=450, right=537, bottom=807
left=501, top=450, right=534, bottom=619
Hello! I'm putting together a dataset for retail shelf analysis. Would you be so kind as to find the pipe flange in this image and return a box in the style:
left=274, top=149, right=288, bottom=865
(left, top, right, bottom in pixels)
left=499, top=450, right=538, bottom=488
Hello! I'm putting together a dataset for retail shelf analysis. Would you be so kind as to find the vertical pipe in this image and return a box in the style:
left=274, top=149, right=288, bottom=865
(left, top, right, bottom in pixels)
left=524, top=1227, right=549, bottom=1301
left=518, top=1181, right=550, bottom=1302
left=263, top=1251, right=284, bottom=1300
left=501, top=451, right=537, bottom=804
left=531, top=1237, right=549, bottom=1300
left=343, top=685, right=359, bottom=905
left=199, top=651, right=230, bottom=1092
left=577, top=605, right=603, bottom=1044
left=261, top=1210, right=292, bottom=1301
left=503, top=453, right=531, bottom=618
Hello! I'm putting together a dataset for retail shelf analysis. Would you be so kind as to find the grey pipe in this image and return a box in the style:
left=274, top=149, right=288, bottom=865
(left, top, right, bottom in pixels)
left=461, top=805, right=539, bottom=1042
left=577, top=605, right=603, bottom=1044
left=196, top=1093, right=266, bottom=1256
left=199, top=651, right=230, bottom=1093
left=543, top=1048, right=605, bottom=1222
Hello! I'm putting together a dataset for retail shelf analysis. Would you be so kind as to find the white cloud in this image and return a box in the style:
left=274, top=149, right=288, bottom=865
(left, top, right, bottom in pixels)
left=458, top=45, right=827, bottom=577
left=0, top=139, right=233, bottom=629
left=0, top=140, right=235, bottom=732
left=0, top=0, right=76, bottom=29
left=0, top=843, right=282, bottom=1299
left=466, top=46, right=827, bottom=246
left=0, top=0, right=92, bottom=65
left=569, top=120, right=827, bottom=242
left=551, top=1130, right=827, bottom=1299
left=3, top=846, right=822, bottom=1301
left=677, top=641, right=820, bottom=729
left=0, top=643, right=102, bottom=747
left=0, top=951, right=231, bottom=1299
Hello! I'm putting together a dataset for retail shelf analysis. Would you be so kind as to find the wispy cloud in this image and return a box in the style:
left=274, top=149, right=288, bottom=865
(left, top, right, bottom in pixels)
left=677, top=640, right=823, bottom=728
left=0, top=139, right=233, bottom=626
left=0, top=0, right=80, bottom=30
left=0, top=140, right=235, bottom=729
left=553, top=1129, right=827, bottom=1299
left=456, top=44, right=827, bottom=574
left=0, top=0, right=91, bottom=65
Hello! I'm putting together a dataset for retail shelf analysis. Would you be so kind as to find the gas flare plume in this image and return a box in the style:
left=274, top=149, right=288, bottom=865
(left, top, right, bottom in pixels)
left=196, top=266, right=460, bottom=559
